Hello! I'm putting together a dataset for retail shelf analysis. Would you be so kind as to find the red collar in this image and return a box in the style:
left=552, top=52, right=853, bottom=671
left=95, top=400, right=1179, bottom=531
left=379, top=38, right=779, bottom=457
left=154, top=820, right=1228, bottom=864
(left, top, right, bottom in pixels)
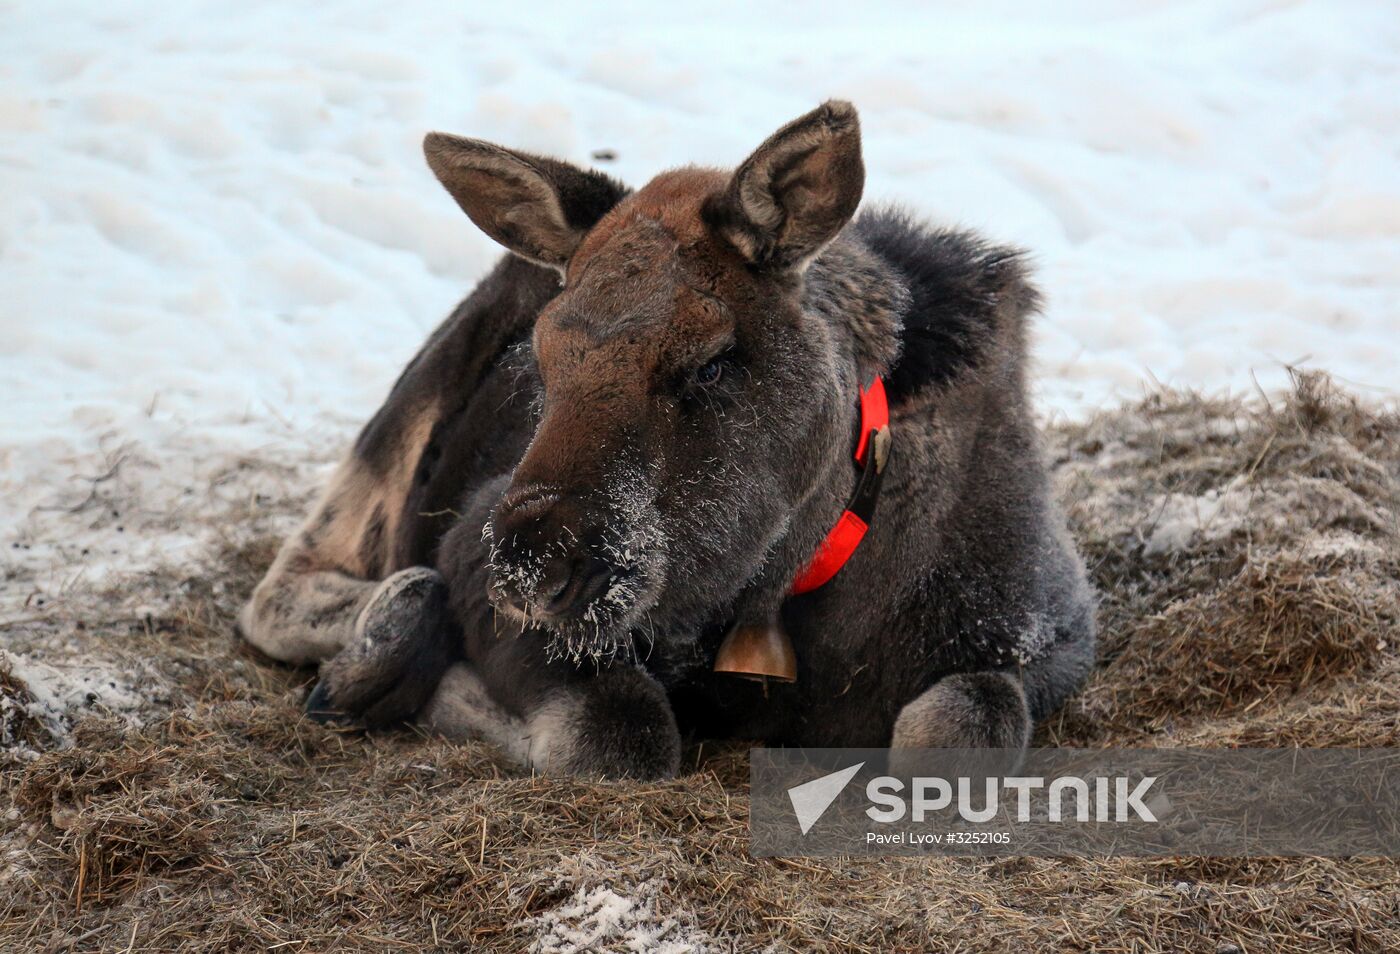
left=789, top=376, right=891, bottom=595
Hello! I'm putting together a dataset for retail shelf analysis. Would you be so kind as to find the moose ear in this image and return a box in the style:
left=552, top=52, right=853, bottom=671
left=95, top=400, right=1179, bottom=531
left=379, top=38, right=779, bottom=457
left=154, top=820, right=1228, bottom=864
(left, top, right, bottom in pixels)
left=707, top=100, right=865, bottom=271
left=423, top=133, right=626, bottom=271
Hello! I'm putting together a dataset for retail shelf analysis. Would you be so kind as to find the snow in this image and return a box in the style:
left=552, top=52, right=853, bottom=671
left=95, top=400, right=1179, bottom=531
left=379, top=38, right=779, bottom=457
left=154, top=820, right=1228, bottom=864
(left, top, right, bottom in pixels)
left=1142, top=482, right=1254, bottom=556
left=528, top=881, right=714, bottom=954
left=2, top=3, right=1398, bottom=742
left=0, top=649, right=150, bottom=752
left=0, top=432, right=324, bottom=749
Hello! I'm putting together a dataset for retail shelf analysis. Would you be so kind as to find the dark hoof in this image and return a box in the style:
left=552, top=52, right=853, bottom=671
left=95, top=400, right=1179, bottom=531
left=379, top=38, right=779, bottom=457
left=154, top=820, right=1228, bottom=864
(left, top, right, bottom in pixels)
left=310, top=567, right=454, bottom=728
left=305, top=680, right=345, bottom=724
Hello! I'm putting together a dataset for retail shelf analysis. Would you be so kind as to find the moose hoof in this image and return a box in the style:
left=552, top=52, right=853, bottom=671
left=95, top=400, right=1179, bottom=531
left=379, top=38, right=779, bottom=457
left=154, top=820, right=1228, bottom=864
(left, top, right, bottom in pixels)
left=304, top=680, right=348, bottom=725
left=307, top=567, right=453, bottom=728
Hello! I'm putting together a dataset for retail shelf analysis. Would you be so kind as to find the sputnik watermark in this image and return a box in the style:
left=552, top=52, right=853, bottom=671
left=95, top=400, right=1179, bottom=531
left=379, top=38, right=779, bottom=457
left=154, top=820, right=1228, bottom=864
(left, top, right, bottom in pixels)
left=750, top=748, right=1400, bottom=857
left=787, top=762, right=864, bottom=835
left=864, top=773, right=1159, bottom=823
left=787, top=764, right=1158, bottom=836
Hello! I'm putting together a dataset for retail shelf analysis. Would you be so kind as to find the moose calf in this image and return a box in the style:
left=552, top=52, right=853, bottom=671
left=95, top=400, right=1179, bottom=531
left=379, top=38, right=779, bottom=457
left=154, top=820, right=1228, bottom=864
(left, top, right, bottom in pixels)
left=240, top=101, right=1096, bottom=779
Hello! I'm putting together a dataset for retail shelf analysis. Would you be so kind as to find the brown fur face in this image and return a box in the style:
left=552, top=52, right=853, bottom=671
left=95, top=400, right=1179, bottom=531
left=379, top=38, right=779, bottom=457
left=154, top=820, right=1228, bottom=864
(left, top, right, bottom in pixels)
left=423, top=102, right=869, bottom=659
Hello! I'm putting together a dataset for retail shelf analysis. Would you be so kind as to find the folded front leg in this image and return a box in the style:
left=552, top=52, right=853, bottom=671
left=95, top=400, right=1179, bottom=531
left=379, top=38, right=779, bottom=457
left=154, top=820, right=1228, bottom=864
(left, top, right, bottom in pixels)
left=425, top=500, right=682, bottom=780
left=421, top=655, right=681, bottom=780
left=304, top=566, right=457, bottom=727
left=891, top=671, right=1031, bottom=752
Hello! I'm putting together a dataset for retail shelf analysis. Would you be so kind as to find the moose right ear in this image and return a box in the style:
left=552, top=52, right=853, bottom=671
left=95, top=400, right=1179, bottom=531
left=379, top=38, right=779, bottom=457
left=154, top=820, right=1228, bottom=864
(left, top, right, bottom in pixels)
left=706, top=100, right=865, bottom=272
left=423, top=133, right=627, bottom=271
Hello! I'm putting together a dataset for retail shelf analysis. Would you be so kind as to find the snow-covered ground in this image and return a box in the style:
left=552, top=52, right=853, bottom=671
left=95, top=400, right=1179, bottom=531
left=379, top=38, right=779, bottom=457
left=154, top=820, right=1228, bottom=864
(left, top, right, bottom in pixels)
left=2, top=3, right=1397, bottom=637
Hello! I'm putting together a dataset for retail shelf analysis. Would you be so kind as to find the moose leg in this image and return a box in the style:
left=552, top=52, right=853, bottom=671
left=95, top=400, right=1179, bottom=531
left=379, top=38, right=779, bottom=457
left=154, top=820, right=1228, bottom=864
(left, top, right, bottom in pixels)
left=303, top=567, right=456, bottom=726
left=241, top=546, right=456, bottom=726
left=238, top=545, right=377, bottom=666
left=889, top=604, right=1094, bottom=773
left=421, top=505, right=682, bottom=780
left=891, top=671, right=1031, bottom=752
left=1020, top=610, right=1097, bottom=725
left=418, top=663, right=530, bottom=763
left=239, top=452, right=456, bottom=725
left=420, top=651, right=681, bottom=780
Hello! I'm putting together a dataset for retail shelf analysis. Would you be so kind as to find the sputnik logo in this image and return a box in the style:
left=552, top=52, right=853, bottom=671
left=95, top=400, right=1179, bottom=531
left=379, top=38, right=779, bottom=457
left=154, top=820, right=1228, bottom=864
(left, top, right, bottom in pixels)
left=787, top=762, right=865, bottom=834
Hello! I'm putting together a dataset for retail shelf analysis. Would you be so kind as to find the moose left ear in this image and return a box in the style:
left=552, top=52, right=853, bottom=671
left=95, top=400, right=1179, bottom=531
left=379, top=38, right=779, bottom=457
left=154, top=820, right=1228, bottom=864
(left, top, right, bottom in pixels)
left=706, top=100, right=865, bottom=271
left=423, top=132, right=626, bottom=271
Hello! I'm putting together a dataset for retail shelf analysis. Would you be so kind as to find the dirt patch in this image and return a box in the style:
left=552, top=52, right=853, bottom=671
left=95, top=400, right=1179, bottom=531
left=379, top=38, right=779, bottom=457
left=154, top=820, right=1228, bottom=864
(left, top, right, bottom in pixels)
left=2, top=372, right=1399, bottom=952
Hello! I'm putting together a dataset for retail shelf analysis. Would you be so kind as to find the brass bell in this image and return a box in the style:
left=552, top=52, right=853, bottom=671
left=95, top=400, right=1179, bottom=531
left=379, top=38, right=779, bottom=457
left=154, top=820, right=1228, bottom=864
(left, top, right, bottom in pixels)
left=713, top=617, right=797, bottom=683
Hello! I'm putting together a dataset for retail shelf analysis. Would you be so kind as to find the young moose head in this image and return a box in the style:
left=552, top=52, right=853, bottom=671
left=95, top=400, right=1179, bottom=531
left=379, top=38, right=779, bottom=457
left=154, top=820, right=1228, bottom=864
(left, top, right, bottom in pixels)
left=426, top=102, right=875, bottom=660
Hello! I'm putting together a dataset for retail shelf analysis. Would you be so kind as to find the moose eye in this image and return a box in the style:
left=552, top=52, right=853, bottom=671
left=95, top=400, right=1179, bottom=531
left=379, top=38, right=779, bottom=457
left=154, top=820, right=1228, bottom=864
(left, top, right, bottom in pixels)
left=693, top=358, right=724, bottom=387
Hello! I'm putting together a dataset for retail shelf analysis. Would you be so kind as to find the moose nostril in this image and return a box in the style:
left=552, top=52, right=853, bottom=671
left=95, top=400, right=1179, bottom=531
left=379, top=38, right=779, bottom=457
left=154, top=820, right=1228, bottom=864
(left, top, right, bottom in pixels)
left=543, top=556, right=613, bottom=618
left=488, top=489, right=617, bottom=621
left=541, top=559, right=578, bottom=608
left=499, top=484, right=562, bottom=520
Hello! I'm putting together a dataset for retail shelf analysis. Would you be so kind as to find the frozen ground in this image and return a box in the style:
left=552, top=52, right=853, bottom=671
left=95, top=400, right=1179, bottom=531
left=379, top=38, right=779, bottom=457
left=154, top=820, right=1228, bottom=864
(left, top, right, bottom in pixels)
left=1, top=3, right=1398, bottom=758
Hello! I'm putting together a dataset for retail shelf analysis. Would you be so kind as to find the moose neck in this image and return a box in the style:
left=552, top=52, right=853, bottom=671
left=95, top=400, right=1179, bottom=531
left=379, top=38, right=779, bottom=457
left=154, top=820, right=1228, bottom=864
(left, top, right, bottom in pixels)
left=724, top=232, right=911, bottom=625
left=801, top=231, right=910, bottom=388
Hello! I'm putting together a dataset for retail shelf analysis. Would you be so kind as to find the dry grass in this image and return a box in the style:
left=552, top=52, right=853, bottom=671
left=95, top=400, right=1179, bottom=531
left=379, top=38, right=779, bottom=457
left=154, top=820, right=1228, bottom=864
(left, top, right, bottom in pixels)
left=3, top=371, right=1399, bottom=952
left=1044, top=369, right=1400, bottom=748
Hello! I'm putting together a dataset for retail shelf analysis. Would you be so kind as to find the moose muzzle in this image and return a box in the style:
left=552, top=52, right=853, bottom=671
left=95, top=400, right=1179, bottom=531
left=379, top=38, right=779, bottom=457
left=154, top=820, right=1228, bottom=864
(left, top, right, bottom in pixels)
left=485, top=483, right=624, bottom=623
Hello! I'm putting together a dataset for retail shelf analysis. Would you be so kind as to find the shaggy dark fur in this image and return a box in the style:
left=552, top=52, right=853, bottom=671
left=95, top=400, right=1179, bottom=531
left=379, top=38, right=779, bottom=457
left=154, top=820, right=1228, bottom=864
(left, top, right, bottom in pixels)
left=854, top=207, right=1039, bottom=400
left=239, top=101, right=1096, bottom=778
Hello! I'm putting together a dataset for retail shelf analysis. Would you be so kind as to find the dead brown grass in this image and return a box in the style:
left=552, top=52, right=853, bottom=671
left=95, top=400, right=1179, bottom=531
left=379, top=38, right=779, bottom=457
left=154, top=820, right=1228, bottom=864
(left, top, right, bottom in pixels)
left=1059, top=554, right=1395, bottom=737
left=1045, top=369, right=1400, bottom=748
left=2, top=371, right=1398, bottom=952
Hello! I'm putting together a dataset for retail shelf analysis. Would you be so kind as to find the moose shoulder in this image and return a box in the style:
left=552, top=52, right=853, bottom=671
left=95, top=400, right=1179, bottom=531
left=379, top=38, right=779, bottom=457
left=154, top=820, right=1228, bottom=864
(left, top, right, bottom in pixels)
left=239, top=101, right=1096, bottom=779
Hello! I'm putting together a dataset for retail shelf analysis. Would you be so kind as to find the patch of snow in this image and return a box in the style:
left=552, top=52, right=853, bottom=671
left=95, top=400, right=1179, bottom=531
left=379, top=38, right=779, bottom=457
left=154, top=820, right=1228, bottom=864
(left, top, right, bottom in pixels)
left=0, top=432, right=324, bottom=752
left=3, top=1, right=1399, bottom=532
left=528, top=880, right=715, bottom=954
left=1, top=650, right=148, bottom=750
left=1299, top=530, right=1385, bottom=561
left=1143, top=484, right=1253, bottom=556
